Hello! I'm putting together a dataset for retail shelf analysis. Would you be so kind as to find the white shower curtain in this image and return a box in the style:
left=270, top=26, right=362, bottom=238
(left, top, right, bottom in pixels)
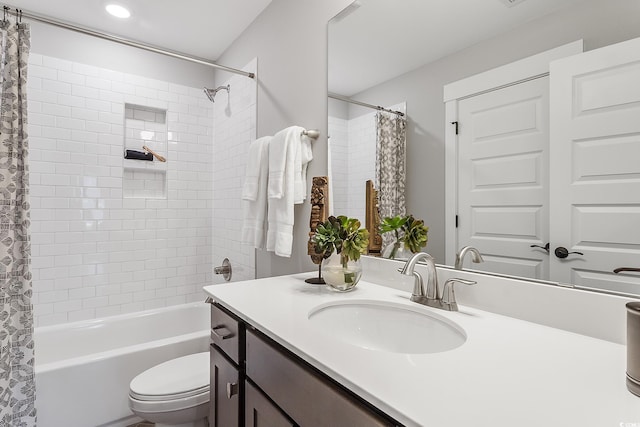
left=0, top=20, right=37, bottom=426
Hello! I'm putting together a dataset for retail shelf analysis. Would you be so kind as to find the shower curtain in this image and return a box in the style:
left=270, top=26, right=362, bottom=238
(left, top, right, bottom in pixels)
left=375, top=111, right=407, bottom=227
left=0, top=21, right=37, bottom=427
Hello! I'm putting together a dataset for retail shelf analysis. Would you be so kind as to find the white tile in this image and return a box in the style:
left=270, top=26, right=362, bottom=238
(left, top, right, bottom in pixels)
left=30, top=53, right=219, bottom=326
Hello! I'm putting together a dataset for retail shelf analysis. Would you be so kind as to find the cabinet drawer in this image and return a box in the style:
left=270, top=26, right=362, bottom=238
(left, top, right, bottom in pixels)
left=246, top=329, right=394, bottom=427
left=211, top=303, right=241, bottom=364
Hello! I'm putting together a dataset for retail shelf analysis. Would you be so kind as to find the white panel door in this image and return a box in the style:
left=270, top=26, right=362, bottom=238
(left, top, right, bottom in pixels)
left=550, top=36, right=640, bottom=295
left=457, top=77, right=549, bottom=279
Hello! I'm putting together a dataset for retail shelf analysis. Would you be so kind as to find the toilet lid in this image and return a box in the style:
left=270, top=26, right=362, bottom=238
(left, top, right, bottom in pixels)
left=130, top=352, right=210, bottom=401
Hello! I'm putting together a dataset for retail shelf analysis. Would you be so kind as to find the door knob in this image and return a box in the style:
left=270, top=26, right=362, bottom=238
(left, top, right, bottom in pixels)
left=530, top=243, right=550, bottom=253
left=554, top=246, right=584, bottom=259
left=614, top=267, right=640, bottom=274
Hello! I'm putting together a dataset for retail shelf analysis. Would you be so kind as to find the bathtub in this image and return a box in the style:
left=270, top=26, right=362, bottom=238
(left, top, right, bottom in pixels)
left=35, top=302, right=210, bottom=427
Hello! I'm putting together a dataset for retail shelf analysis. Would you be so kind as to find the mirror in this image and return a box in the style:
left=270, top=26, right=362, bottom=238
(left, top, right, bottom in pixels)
left=328, top=0, right=640, bottom=294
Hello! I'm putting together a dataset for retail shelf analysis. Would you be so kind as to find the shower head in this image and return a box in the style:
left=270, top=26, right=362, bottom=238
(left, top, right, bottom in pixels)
left=204, top=84, right=230, bottom=102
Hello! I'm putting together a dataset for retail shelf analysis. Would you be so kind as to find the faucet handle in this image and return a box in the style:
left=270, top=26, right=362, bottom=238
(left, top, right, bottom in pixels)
left=441, top=278, right=476, bottom=311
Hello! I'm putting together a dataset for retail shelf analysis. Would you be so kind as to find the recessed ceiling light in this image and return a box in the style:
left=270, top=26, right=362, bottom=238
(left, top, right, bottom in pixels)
left=105, top=4, right=131, bottom=19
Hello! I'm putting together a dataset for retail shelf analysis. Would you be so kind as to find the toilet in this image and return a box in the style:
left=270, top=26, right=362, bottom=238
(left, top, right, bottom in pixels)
left=129, top=352, right=210, bottom=427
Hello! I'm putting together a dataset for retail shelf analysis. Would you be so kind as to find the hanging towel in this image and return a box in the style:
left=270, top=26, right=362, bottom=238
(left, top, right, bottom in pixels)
left=295, top=132, right=313, bottom=204
left=242, top=136, right=268, bottom=201
left=266, top=126, right=313, bottom=257
left=241, top=136, right=272, bottom=249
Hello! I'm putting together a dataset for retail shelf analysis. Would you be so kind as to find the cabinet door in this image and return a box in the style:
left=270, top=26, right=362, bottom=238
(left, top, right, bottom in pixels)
left=210, top=345, right=241, bottom=427
left=245, top=381, right=294, bottom=427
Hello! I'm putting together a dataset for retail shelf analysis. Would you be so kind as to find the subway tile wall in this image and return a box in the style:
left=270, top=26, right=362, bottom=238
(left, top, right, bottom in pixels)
left=211, top=59, right=257, bottom=284
left=27, top=53, right=215, bottom=326
left=328, top=116, right=348, bottom=217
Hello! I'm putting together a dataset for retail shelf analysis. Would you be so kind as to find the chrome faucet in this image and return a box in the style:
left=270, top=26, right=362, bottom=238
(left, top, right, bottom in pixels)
left=454, top=246, right=484, bottom=270
left=400, top=252, right=476, bottom=311
left=399, top=252, right=441, bottom=308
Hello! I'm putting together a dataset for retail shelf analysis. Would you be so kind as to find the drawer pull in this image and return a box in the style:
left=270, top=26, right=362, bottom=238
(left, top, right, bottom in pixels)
left=212, top=325, right=234, bottom=340
left=226, top=382, right=238, bottom=399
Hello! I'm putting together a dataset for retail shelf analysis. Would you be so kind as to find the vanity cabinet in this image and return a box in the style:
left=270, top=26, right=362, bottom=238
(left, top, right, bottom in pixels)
left=209, top=302, right=399, bottom=427
left=210, top=346, right=241, bottom=427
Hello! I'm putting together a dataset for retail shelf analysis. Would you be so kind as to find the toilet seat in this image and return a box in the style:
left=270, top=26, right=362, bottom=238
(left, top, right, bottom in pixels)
left=129, top=352, right=210, bottom=412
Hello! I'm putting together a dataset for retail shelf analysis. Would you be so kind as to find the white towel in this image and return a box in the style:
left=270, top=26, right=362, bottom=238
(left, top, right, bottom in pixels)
left=242, top=137, right=268, bottom=201
left=266, top=126, right=313, bottom=257
left=241, top=136, right=271, bottom=249
left=295, top=133, right=313, bottom=204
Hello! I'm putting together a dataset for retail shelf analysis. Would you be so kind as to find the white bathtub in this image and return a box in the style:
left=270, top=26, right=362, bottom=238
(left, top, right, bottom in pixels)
left=35, top=302, right=210, bottom=427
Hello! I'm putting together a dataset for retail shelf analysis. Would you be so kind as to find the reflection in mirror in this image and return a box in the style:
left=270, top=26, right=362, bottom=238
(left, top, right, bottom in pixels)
left=328, top=99, right=405, bottom=223
left=328, top=0, right=640, bottom=296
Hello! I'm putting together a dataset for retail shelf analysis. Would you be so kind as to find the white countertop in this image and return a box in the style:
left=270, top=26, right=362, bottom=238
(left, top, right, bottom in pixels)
left=204, top=274, right=640, bottom=426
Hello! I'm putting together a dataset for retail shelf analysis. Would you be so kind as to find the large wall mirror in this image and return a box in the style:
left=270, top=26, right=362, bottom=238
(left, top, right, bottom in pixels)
left=328, top=0, right=640, bottom=296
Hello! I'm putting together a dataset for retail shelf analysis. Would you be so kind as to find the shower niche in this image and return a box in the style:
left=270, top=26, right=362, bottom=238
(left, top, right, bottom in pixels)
left=123, top=104, right=168, bottom=199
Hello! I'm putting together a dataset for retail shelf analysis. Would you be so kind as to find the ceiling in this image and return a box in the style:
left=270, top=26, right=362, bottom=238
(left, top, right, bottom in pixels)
left=5, top=0, right=589, bottom=95
left=6, top=0, right=272, bottom=60
left=328, top=0, right=588, bottom=96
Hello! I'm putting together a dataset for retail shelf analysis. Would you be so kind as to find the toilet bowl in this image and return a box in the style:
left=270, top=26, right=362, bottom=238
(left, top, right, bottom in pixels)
left=129, top=352, right=210, bottom=427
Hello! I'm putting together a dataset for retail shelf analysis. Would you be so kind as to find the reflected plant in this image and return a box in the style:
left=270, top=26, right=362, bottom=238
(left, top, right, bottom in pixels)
left=379, top=214, right=428, bottom=258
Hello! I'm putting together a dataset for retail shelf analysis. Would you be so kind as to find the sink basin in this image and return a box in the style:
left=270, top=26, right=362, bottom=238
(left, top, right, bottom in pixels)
left=308, top=300, right=466, bottom=354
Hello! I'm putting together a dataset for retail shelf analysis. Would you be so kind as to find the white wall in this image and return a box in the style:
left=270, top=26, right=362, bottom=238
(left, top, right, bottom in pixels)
left=28, top=54, right=214, bottom=326
left=214, top=0, right=354, bottom=277
left=347, top=0, right=640, bottom=263
left=27, top=21, right=214, bottom=88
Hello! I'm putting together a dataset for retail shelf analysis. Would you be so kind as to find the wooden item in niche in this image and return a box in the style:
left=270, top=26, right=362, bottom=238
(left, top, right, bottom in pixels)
left=366, top=180, right=382, bottom=256
left=306, top=176, right=329, bottom=284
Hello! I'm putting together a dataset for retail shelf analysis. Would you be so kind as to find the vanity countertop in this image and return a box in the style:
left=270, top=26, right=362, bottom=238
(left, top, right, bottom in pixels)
left=203, top=274, right=640, bottom=427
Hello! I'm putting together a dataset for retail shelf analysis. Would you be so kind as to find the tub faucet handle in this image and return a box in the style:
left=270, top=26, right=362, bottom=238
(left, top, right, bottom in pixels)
left=214, top=258, right=232, bottom=281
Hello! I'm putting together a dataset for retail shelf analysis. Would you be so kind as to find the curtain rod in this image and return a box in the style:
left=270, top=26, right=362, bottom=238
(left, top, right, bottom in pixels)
left=3, top=5, right=255, bottom=79
left=328, top=92, right=405, bottom=117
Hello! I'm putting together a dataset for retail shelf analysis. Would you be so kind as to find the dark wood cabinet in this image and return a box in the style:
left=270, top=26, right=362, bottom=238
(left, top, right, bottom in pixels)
left=209, top=345, right=241, bottom=427
left=209, top=302, right=400, bottom=427
left=245, top=380, right=295, bottom=427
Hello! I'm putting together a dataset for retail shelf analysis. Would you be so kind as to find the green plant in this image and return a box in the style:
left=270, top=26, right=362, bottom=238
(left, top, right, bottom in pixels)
left=379, top=214, right=428, bottom=258
left=403, top=216, right=428, bottom=253
left=314, top=215, right=370, bottom=267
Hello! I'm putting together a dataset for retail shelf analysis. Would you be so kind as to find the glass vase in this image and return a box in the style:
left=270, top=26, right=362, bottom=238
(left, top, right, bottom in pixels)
left=321, top=253, right=362, bottom=292
left=382, top=240, right=415, bottom=261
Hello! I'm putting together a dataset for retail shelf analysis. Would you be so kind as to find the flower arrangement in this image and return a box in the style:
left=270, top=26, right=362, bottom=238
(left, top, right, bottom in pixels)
left=313, top=216, right=369, bottom=289
left=314, top=215, right=370, bottom=265
left=379, top=215, right=428, bottom=259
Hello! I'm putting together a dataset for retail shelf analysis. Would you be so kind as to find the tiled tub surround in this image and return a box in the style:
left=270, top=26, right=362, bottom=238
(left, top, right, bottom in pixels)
left=28, top=53, right=214, bottom=326
left=211, top=58, right=257, bottom=284
left=35, top=302, right=210, bottom=427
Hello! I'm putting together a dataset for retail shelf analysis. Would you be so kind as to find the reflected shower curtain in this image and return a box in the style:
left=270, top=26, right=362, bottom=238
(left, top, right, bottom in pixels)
left=0, top=21, right=36, bottom=426
left=375, top=111, right=407, bottom=246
